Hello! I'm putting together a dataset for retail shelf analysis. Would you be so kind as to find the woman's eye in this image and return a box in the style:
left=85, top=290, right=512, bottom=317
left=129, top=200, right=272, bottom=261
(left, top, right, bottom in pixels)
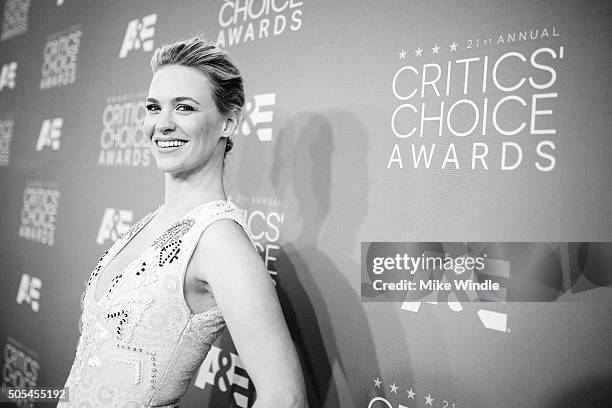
left=146, top=104, right=160, bottom=112
left=176, top=104, right=194, bottom=112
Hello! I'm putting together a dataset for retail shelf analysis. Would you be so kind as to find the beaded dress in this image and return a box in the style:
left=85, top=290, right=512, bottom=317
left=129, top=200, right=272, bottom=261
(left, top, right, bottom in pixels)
left=58, top=200, right=256, bottom=407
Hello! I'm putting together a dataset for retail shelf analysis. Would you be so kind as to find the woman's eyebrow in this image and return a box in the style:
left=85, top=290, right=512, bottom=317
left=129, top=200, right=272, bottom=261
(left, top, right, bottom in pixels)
left=174, top=96, right=201, bottom=106
left=145, top=97, right=200, bottom=106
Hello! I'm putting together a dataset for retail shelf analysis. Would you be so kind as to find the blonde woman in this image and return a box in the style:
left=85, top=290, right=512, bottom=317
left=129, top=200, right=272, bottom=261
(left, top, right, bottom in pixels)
left=59, top=36, right=306, bottom=407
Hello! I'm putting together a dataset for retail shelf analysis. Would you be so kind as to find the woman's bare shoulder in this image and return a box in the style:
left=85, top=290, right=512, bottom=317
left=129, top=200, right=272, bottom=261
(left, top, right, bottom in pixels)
left=191, top=218, right=261, bottom=281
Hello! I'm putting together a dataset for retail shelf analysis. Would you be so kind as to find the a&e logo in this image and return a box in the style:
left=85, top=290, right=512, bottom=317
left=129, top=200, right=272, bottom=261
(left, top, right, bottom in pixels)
left=96, top=208, right=133, bottom=245
left=36, top=118, right=62, bottom=151
left=400, top=253, right=510, bottom=333
left=0, top=62, right=17, bottom=91
left=16, top=273, right=41, bottom=312
left=241, top=93, right=276, bottom=142
left=195, top=345, right=255, bottom=408
left=119, top=14, right=157, bottom=58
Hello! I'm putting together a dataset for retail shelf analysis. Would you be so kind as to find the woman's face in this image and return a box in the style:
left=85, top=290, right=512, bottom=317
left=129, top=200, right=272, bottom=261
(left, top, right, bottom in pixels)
left=144, top=64, right=227, bottom=176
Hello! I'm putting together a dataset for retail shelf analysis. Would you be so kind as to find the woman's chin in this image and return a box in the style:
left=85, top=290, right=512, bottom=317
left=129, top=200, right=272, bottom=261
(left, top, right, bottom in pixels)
left=155, top=162, right=199, bottom=179
left=154, top=160, right=183, bottom=174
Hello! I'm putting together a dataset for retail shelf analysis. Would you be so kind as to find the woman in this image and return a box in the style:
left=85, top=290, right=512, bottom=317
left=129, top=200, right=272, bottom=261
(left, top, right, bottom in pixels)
left=59, top=36, right=307, bottom=407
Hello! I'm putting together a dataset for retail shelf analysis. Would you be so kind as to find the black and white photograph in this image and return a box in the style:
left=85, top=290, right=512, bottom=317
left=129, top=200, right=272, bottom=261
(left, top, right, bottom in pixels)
left=0, top=1, right=611, bottom=407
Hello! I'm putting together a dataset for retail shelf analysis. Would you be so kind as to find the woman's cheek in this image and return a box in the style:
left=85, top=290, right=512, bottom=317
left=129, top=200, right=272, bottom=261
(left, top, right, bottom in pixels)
left=143, top=119, right=154, bottom=141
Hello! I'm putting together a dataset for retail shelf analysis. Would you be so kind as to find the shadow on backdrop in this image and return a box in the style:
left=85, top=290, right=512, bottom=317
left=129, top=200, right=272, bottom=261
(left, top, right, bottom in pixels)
left=267, top=111, right=381, bottom=407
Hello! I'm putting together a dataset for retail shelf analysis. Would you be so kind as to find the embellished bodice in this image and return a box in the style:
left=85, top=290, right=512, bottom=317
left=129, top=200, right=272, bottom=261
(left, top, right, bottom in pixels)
left=59, top=200, right=254, bottom=407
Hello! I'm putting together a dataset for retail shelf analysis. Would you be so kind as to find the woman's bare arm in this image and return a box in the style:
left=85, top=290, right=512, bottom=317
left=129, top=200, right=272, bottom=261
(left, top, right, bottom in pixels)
left=193, top=219, right=307, bottom=407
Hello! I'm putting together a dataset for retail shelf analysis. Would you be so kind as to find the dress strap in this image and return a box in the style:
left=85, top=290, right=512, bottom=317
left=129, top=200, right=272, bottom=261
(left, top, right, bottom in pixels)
left=188, top=200, right=256, bottom=248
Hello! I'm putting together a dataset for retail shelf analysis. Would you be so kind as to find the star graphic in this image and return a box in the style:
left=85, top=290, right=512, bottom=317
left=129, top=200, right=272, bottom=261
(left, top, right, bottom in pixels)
left=390, top=382, right=398, bottom=393
left=425, top=393, right=434, bottom=406
left=432, top=44, right=440, bottom=54
left=407, top=388, right=416, bottom=399
left=374, top=377, right=382, bottom=388
left=449, top=41, right=458, bottom=51
left=414, top=47, right=423, bottom=57
left=398, top=49, right=407, bottom=59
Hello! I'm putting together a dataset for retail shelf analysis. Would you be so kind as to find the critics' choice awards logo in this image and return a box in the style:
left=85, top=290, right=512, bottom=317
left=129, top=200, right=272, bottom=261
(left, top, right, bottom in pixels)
left=389, top=26, right=562, bottom=172
left=1, top=337, right=40, bottom=405
left=368, top=377, right=458, bottom=408
left=1, top=0, right=30, bottom=41
left=96, top=207, right=134, bottom=245
left=18, top=182, right=60, bottom=246
left=16, top=273, right=41, bottom=312
left=244, top=204, right=284, bottom=279
left=98, top=94, right=151, bottom=167
left=119, top=13, right=156, bottom=58
left=0, top=61, right=17, bottom=91
left=36, top=118, right=62, bottom=151
left=40, top=27, right=82, bottom=89
left=195, top=345, right=255, bottom=408
left=216, top=0, right=303, bottom=48
left=241, top=93, right=276, bottom=142
left=0, top=118, right=13, bottom=166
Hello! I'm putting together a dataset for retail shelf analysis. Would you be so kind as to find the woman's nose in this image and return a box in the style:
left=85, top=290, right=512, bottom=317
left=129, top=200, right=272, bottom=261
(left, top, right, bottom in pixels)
left=156, top=110, right=176, bottom=133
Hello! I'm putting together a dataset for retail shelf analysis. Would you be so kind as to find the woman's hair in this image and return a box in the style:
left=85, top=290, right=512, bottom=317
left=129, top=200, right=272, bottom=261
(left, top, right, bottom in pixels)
left=150, top=35, right=244, bottom=155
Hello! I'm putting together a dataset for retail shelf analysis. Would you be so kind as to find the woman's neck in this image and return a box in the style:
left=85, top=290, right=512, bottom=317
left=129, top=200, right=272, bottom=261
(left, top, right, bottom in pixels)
left=161, top=167, right=226, bottom=219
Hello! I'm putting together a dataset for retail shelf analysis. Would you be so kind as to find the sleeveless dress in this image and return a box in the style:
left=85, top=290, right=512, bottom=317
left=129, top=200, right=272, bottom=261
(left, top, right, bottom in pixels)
left=58, top=200, right=256, bottom=407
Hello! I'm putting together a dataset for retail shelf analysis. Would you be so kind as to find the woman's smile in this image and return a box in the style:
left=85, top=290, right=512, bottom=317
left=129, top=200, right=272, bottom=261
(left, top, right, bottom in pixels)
left=154, top=138, right=190, bottom=151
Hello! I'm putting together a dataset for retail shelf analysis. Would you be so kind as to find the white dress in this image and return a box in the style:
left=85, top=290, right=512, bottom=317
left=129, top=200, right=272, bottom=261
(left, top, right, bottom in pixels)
left=58, top=200, right=256, bottom=407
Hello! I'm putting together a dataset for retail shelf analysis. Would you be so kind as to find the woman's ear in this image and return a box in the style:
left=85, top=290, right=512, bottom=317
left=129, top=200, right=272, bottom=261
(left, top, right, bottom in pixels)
left=222, top=109, right=241, bottom=138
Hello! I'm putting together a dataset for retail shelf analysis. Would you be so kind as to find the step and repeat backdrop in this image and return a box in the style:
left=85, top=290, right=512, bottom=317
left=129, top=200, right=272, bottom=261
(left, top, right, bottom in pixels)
left=1, top=0, right=611, bottom=407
